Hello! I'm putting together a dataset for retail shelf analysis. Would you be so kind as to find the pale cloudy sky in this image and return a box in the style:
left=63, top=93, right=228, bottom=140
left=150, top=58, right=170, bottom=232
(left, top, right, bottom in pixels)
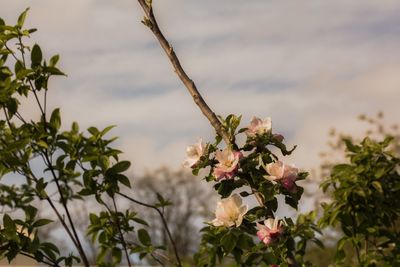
left=1, top=0, right=400, bottom=175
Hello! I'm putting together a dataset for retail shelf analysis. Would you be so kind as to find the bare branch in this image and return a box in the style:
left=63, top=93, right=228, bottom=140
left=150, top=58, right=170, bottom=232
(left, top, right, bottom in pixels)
left=116, top=191, right=183, bottom=267
left=136, top=0, right=231, bottom=145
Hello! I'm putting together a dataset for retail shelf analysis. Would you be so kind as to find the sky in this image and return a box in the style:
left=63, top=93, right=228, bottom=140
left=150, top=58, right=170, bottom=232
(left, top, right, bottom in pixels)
left=1, top=0, right=400, bottom=176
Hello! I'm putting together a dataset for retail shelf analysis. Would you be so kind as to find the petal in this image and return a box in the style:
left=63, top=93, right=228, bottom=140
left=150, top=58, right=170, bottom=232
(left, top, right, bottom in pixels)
left=213, top=167, right=225, bottom=180
left=211, top=219, right=224, bottom=227
left=266, top=161, right=285, bottom=179
left=264, top=218, right=274, bottom=230
left=263, top=236, right=272, bottom=245
left=235, top=214, right=243, bottom=227
left=264, top=175, right=279, bottom=182
left=183, top=157, right=198, bottom=168
left=230, top=194, right=242, bottom=207
left=239, top=204, right=248, bottom=216
left=215, top=150, right=224, bottom=163
left=262, top=117, right=272, bottom=131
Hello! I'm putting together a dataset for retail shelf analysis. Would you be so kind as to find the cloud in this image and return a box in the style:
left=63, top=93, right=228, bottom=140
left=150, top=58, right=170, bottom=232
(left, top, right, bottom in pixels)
left=1, top=0, right=399, bottom=176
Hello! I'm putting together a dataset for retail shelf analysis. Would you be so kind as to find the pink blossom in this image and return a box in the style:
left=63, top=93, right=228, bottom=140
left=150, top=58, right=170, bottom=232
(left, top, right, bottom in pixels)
left=265, top=161, right=285, bottom=181
left=183, top=139, right=205, bottom=168
left=256, top=218, right=284, bottom=245
left=213, top=149, right=243, bottom=181
left=264, top=161, right=298, bottom=192
left=245, top=116, right=272, bottom=137
left=211, top=194, right=248, bottom=227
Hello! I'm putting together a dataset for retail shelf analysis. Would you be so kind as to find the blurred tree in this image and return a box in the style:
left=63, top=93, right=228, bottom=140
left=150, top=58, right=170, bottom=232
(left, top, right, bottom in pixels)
left=132, top=167, right=217, bottom=264
left=303, top=112, right=400, bottom=266
left=34, top=167, right=216, bottom=266
left=305, top=112, right=400, bottom=211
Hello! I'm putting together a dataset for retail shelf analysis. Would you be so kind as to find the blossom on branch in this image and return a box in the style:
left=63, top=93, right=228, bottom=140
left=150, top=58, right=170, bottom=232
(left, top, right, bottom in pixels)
left=183, top=138, right=205, bottom=168
left=256, top=218, right=284, bottom=245
left=213, top=148, right=243, bottom=180
left=264, top=161, right=298, bottom=192
left=211, top=193, right=248, bottom=227
left=245, top=116, right=272, bottom=137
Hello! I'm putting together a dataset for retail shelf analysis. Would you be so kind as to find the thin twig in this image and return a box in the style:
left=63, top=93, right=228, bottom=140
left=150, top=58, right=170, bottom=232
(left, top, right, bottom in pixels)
left=19, top=251, right=58, bottom=266
left=41, top=152, right=90, bottom=267
left=13, top=35, right=90, bottom=267
left=150, top=252, right=166, bottom=267
left=112, top=196, right=132, bottom=267
left=116, top=191, right=183, bottom=267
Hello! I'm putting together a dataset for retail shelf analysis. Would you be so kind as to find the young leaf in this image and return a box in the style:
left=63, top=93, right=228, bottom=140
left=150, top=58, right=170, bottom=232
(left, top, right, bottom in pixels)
left=138, top=228, right=151, bottom=246
left=50, top=108, right=61, bottom=131
left=17, top=8, right=29, bottom=27
left=32, top=218, right=53, bottom=228
left=112, top=161, right=131, bottom=173
left=3, top=214, right=16, bottom=231
left=221, top=232, right=238, bottom=254
left=31, top=44, right=42, bottom=67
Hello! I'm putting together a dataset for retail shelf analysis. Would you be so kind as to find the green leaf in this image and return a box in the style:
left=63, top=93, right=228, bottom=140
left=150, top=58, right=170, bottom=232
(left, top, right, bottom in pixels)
left=116, top=174, right=131, bottom=188
left=36, top=140, right=48, bottom=149
left=44, top=66, right=65, bottom=76
left=50, top=108, right=61, bottom=131
left=49, top=54, right=59, bottom=66
left=112, top=247, right=122, bottom=263
left=138, top=228, right=151, bottom=246
left=100, top=125, right=116, bottom=137
left=31, top=44, right=42, bottom=67
left=40, top=242, right=60, bottom=260
left=112, top=161, right=131, bottom=173
left=337, top=237, right=348, bottom=251
left=132, top=217, right=149, bottom=226
left=89, top=213, right=99, bottom=224
left=88, top=126, right=99, bottom=135
left=371, top=181, right=383, bottom=193
left=17, top=8, right=29, bottom=27
left=14, top=60, right=24, bottom=74
left=32, top=218, right=53, bottom=228
left=3, top=214, right=16, bottom=231
left=221, top=232, right=238, bottom=254
left=25, top=205, right=38, bottom=221
left=343, top=138, right=359, bottom=153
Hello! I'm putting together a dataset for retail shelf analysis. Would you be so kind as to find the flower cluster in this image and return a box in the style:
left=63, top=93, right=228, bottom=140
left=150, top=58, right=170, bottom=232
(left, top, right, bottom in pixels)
left=184, top=115, right=306, bottom=261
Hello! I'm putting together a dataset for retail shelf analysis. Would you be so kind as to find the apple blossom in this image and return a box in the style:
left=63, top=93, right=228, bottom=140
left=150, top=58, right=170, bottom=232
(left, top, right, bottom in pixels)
left=256, top=218, right=284, bottom=245
left=183, top=138, right=205, bottom=168
left=211, top=194, right=248, bottom=227
left=213, top=148, right=243, bottom=180
left=265, top=161, right=285, bottom=181
left=264, top=161, right=298, bottom=192
left=245, top=116, right=272, bottom=137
